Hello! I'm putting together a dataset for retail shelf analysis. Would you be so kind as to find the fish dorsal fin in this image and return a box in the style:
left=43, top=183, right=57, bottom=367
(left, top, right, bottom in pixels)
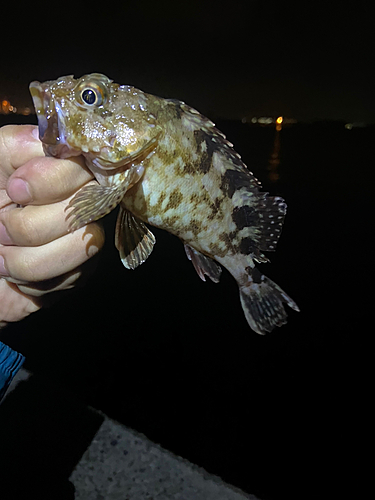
left=184, top=244, right=222, bottom=283
left=115, top=207, right=156, bottom=269
left=257, top=194, right=287, bottom=253
left=230, top=192, right=287, bottom=260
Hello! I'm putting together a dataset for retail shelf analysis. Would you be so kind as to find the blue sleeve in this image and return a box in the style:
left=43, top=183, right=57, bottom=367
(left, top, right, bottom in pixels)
left=0, top=341, right=25, bottom=402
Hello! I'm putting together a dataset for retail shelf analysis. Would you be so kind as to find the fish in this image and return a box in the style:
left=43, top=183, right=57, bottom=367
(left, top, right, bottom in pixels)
left=29, top=73, right=299, bottom=334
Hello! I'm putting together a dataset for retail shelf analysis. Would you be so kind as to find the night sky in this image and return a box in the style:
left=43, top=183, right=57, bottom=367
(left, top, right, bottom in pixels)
left=0, top=4, right=371, bottom=498
left=2, top=2, right=374, bottom=122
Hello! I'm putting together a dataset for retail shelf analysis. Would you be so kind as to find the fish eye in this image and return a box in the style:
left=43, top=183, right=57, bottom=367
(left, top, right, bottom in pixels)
left=76, top=81, right=107, bottom=108
left=81, top=88, right=98, bottom=105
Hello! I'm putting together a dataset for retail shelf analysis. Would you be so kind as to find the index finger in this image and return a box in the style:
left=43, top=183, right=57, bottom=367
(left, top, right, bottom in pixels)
left=0, top=125, right=44, bottom=177
left=7, top=155, right=93, bottom=206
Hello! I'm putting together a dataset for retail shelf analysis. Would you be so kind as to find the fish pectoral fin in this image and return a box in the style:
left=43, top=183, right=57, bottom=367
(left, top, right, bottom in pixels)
left=115, top=206, right=156, bottom=269
left=65, top=183, right=126, bottom=231
left=65, top=165, right=144, bottom=232
left=184, top=244, right=222, bottom=283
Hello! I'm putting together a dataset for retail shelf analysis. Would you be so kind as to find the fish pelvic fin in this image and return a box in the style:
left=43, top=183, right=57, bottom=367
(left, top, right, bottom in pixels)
left=239, top=267, right=299, bottom=335
left=115, top=206, right=156, bottom=269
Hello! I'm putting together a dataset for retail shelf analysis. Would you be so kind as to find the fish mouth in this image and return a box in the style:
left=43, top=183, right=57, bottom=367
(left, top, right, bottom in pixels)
left=29, top=81, right=77, bottom=158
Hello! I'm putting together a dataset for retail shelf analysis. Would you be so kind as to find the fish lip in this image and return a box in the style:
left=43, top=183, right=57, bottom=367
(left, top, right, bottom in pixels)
left=30, top=81, right=57, bottom=144
left=29, top=81, right=76, bottom=158
left=29, top=81, right=49, bottom=141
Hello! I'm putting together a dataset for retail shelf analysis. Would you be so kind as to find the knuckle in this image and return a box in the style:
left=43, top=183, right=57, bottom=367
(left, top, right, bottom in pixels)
left=0, top=126, right=16, bottom=163
left=25, top=157, right=91, bottom=202
left=18, top=254, right=39, bottom=281
left=9, top=208, right=41, bottom=246
left=0, top=125, right=42, bottom=175
left=6, top=250, right=39, bottom=282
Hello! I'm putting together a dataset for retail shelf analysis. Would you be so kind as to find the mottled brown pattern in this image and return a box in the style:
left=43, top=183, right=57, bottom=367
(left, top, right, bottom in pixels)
left=155, top=145, right=179, bottom=165
left=30, top=73, right=298, bottom=334
left=190, top=193, right=200, bottom=204
left=163, top=215, right=179, bottom=229
left=208, top=240, right=227, bottom=258
left=164, top=189, right=184, bottom=211
left=219, top=232, right=233, bottom=248
left=220, top=169, right=257, bottom=198
left=152, top=191, right=167, bottom=214
left=184, top=219, right=203, bottom=237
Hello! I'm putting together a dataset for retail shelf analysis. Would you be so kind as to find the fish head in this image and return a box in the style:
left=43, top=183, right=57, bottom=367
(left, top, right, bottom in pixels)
left=30, top=73, right=159, bottom=171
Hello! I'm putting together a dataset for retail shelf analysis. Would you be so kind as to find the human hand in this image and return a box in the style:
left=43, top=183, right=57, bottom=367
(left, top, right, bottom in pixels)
left=0, top=125, right=105, bottom=325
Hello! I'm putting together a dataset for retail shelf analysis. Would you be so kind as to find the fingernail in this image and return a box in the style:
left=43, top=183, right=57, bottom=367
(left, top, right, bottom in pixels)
left=7, top=178, right=32, bottom=204
left=31, top=127, right=40, bottom=141
left=0, top=222, right=13, bottom=245
left=0, top=256, right=9, bottom=277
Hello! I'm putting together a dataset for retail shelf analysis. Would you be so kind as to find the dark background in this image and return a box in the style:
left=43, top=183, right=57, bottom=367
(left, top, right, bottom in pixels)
left=0, top=2, right=372, bottom=499
left=1, top=1, right=374, bottom=123
left=1, top=115, right=371, bottom=500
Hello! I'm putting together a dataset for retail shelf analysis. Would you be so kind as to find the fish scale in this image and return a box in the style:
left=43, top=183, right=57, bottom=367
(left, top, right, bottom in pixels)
left=30, top=73, right=299, bottom=334
left=125, top=145, right=236, bottom=256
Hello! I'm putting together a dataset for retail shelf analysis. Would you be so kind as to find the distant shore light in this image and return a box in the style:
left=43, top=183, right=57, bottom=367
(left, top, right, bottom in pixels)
left=1, top=99, right=10, bottom=114
left=276, top=116, right=283, bottom=124
left=258, top=117, right=273, bottom=124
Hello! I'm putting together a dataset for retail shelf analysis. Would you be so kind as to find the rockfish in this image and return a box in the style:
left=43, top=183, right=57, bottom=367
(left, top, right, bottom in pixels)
left=30, top=73, right=299, bottom=334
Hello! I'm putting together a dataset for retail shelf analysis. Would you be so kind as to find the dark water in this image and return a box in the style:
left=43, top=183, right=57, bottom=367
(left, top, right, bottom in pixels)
left=1, top=116, right=371, bottom=499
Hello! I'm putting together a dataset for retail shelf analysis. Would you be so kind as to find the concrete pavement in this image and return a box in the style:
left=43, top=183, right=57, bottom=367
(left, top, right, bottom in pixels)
left=2, top=368, right=260, bottom=500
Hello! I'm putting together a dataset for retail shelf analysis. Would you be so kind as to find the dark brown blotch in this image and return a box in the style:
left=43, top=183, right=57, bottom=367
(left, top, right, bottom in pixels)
left=184, top=218, right=202, bottom=236
left=220, top=169, right=253, bottom=198
left=219, top=232, right=232, bottom=248
left=251, top=267, right=263, bottom=283
left=165, top=189, right=184, bottom=211
left=209, top=241, right=226, bottom=257
left=163, top=215, right=179, bottom=229
left=148, top=191, right=167, bottom=216
left=238, top=236, right=257, bottom=255
left=194, top=130, right=215, bottom=174
left=232, top=205, right=258, bottom=230
left=174, top=102, right=183, bottom=120
left=190, top=193, right=200, bottom=204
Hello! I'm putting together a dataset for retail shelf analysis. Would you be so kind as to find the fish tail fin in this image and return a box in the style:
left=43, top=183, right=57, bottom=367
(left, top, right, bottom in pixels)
left=239, top=267, right=299, bottom=335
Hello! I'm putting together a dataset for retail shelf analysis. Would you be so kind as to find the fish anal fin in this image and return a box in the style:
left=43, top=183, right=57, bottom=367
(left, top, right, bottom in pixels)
left=115, top=206, right=156, bottom=269
left=184, top=244, right=222, bottom=283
